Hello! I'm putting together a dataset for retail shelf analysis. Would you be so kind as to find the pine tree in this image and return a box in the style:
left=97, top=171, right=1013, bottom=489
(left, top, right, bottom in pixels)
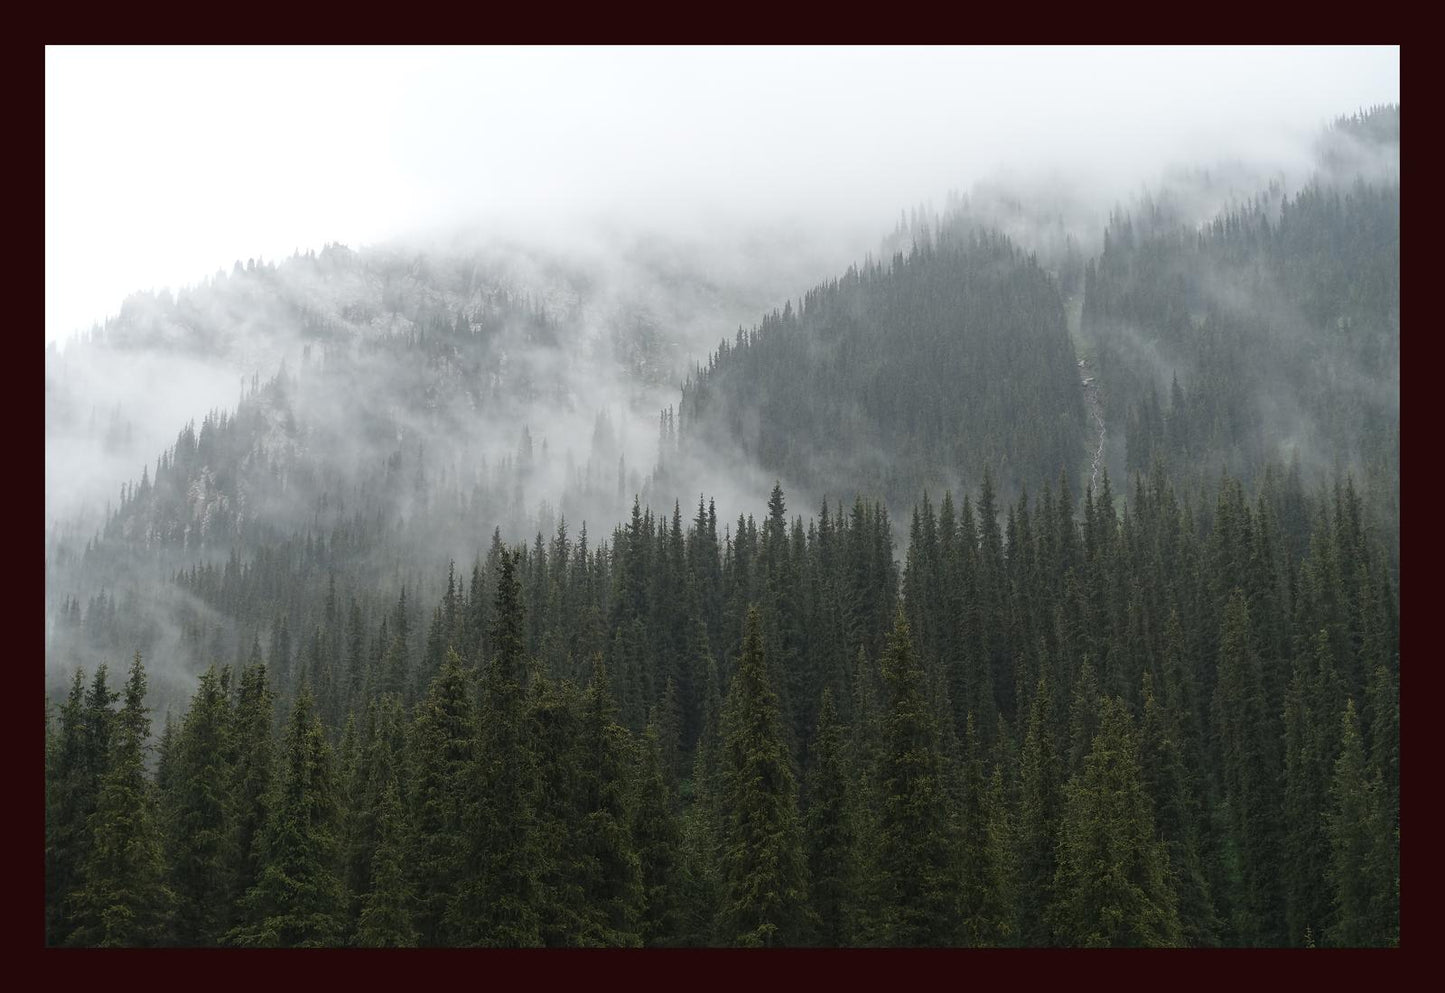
left=1326, top=699, right=1392, bottom=947
left=678, top=739, right=723, bottom=946
left=575, top=661, right=644, bottom=946
left=844, top=646, right=886, bottom=944
left=1140, top=673, right=1218, bottom=945
left=227, top=658, right=275, bottom=917
left=633, top=722, right=683, bottom=946
left=407, top=647, right=475, bottom=946
left=1366, top=662, right=1400, bottom=945
left=984, top=760, right=1020, bottom=945
left=46, top=669, right=93, bottom=945
left=450, top=549, right=543, bottom=946
left=1051, top=696, right=1182, bottom=947
left=229, top=685, right=345, bottom=947
left=1212, top=590, right=1285, bottom=945
left=1016, top=677, right=1063, bottom=945
left=876, top=608, right=956, bottom=946
left=67, top=653, right=172, bottom=946
left=168, top=666, right=236, bottom=945
left=355, top=780, right=419, bottom=947
left=527, top=672, right=588, bottom=945
left=717, top=606, right=808, bottom=946
left=1282, top=628, right=1342, bottom=946
left=804, top=688, right=853, bottom=946
left=958, top=713, right=1009, bottom=945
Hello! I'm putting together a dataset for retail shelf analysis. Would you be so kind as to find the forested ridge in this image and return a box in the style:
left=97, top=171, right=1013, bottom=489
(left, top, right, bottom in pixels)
left=46, top=467, right=1399, bottom=947
left=44, top=105, right=1400, bottom=948
left=674, top=229, right=1084, bottom=509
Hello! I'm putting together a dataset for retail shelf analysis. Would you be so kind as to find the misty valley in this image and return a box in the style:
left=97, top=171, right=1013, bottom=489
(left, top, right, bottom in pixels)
left=44, top=99, right=1399, bottom=949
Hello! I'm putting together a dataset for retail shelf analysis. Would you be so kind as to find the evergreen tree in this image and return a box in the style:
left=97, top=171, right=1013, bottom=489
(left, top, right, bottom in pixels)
left=1326, top=699, right=1393, bottom=947
left=227, top=658, right=275, bottom=916
left=717, top=606, right=808, bottom=946
left=633, top=722, right=683, bottom=946
left=1212, top=590, right=1285, bottom=945
left=1140, top=673, right=1218, bottom=945
left=804, top=688, right=853, bottom=946
left=450, top=549, right=543, bottom=946
left=229, top=685, right=345, bottom=947
left=67, top=653, right=172, bottom=947
left=355, top=780, right=419, bottom=947
left=958, top=713, right=1009, bottom=945
left=1282, top=628, right=1342, bottom=946
left=1016, top=676, right=1063, bottom=945
left=876, top=608, right=956, bottom=946
left=46, top=670, right=93, bottom=945
left=407, top=647, right=475, bottom=946
left=1051, top=696, right=1182, bottom=947
left=575, top=661, right=644, bottom=946
left=167, top=666, right=236, bottom=945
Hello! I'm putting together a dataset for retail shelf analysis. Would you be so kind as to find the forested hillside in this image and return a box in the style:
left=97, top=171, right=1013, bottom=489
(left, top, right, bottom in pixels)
left=1082, top=109, right=1400, bottom=571
left=46, top=471, right=1399, bottom=947
left=675, top=228, right=1085, bottom=512
left=44, top=104, right=1400, bottom=948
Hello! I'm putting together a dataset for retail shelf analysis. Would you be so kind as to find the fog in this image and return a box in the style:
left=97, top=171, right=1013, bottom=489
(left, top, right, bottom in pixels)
left=47, top=46, right=1398, bottom=345
left=44, top=46, right=1398, bottom=696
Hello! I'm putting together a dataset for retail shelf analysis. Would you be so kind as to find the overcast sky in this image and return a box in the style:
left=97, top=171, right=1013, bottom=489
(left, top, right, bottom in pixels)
left=45, top=45, right=1399, bottom=346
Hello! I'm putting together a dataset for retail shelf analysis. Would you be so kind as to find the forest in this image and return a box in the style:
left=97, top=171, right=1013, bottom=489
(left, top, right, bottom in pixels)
left=43, top=104, right=1400, bottom=948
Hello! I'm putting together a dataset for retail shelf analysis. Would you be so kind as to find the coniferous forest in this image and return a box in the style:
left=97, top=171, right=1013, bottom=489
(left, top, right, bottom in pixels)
left=44, top=101, right=1400, bottom=948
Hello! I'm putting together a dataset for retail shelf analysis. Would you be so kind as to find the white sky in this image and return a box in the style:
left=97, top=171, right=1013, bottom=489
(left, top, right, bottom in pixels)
left=45, top=45, right=1399, bottom=346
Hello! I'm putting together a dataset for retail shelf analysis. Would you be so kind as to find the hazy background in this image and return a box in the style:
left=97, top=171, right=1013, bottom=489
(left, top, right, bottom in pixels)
left=44, top=45, right=1399, bottom=703
left=46, top=45, right=1399, bottom=346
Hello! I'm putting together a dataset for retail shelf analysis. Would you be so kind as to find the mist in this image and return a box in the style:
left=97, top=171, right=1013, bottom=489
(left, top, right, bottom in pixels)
left=47, top=46, right=1398, bottom=343
left=44, top=45, right=1398, bottom=697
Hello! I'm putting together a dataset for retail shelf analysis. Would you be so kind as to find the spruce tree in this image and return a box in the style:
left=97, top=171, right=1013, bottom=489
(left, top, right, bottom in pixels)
left=717, top=606, right=808, bottom=946
left=575, top=661, right=644, bottom=946
left=1282, top=628, right=1342, bottom=946
left=1140, top=673, right=1218, bottom=945
left=229, top=685, right=345, bottom=947
left=1326, top=699, right=1393, bottom=947
left=876, top=607, right=956, bottom=946
left=407, top=647, right=475, bottom=946
left=633, top=722, right=683, bottom=946
left=1051, top=696, right=1182, bottom=947
left=804, top=688, right=853, bottom=946
left=227, top=658, right=275, bottom=917
left=355, top=780, right=419, bottom=947
left=67, top=653, right=172, bottom=947
left=1016, top=676, right=1063, bottom=945
left=168, top=667, right=236, bottom=945
left=450, top=549, right=543, bottom=946
left=958, top=713, right=1008, bottom=946
left=1213, top=590, right=1285, bottom=945
left=46, top=670, right=92, bottom=945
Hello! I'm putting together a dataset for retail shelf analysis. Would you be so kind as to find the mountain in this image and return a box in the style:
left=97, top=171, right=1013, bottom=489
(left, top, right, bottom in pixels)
left=43, top=105, right=1400, bottom=949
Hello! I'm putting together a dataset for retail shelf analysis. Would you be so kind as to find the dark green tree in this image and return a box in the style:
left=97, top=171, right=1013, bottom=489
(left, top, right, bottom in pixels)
left=633, top=722, right=684, bottom=946
left=804, top=688, right=853, bottom=946
left=1051, top=696, right=1182, bottom=947
left=407, top=647, right=475, bottom=946
left=450, top=549, right=543, bottom=946
left=1326, top=699, right=1393, bottom=947
left=1016, top=676, right=1063, bottom=945
left=227, top=658, right=275, bottom=916
left=355, top=780, right=419, bottom=947
left=717, top=606, right=808, bottom=946
left=876, top=608, right=956, bottom=946
left=229, top=685, right=345, bottom=947
left=574, top=661, right=644, bottom=946
left=67, top=654, right=172, bottom=947
left=167, top=666, right=236, bottom=945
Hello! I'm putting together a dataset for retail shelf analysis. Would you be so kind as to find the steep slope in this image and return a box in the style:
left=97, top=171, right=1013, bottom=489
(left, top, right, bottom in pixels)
left=672, top=228, right=1087, bottom=516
